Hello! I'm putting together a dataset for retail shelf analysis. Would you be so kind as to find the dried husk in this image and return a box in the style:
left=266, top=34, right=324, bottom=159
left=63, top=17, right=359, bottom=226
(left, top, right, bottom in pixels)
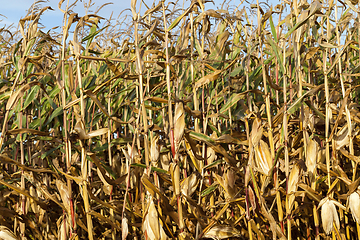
left=174, top=102, right=185, bottom=155
left=213, top=169, right=237, bottom=199
left=254, top=140, right=272, bottom=175
left=250, top=118, right=263, bottom=147
left=320, top=198, right=340, bottom=235
left=203, top=225, right=241, bottom=239
left=348, top=191, right=360, bottom=224
left=160, top=153, right=170, bottom=171
left=29, top=186, right=39, bottom=215
left=72, top=120, right=108, bottom=140
left=55, top=179, right=71, bottom=214
left=150, top=135, right=160, bottom=164
left=224, top=168, right=236, bottom=191
left=181, top=172, right=200, bottom=197
left=122, top=217, right=129, bottom=240
left=142, top=198, right=169, bottom=240
left=287, top=163, right=300, bottom=212
left=306, top=138, right=318, bottom=177
left=0, top=226, right=18, bottom=240
left=57, top=218, right=69, bottom=240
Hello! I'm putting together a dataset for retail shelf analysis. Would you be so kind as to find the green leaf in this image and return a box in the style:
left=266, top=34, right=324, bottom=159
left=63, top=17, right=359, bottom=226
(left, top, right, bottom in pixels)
left=269, top=15, right=278, bottom=43
left=44, top=106, right=63, bottom=126
left=207, top=121, right=221, bottom=136
left=22, top=85, right=39, bottom=110
left=0, top=91, right=11, bottom=102
left=264, top=55, right=275, bottom=65
left=33, top=136, right=54, bottom=141
left=304, top=101, right=325, bottom=120
left=203, top=159, right=225, bottom=170
left=29, top=118, right=42, bottom=129
left=130, top=163, right=168, bottom=174
left=220, top=93, right=241, bottom=114
left=284, top=1, right=321, bottom=39
left=267, top=37, right=284, bottom=74
left=189, top=131, right=216, bottom=144
left=230, top=65, right=243, bottom=77
left=287, top=84, right=324, bottom=115
left=82, top=25, right=110, bottom=43
left=287, top=95, right=304, bottom=115
left=201, top=183, right=218, bottom=197
left=168, top=5, right=192, bottom=31
left=41, top=145, right=62, bottom=159
left=111, top=137, right=132, bottom=145
left=93, top=143, right=109, bottom=152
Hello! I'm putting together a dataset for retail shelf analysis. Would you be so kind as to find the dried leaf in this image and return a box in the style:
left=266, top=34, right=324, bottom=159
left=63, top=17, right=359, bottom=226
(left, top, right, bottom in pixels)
left=194, top=70, right=222, bottom=90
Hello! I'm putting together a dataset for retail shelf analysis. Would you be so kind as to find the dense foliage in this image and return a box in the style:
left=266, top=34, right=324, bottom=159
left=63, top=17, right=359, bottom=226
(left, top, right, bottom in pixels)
left=1, top=0, right=360, bottom=239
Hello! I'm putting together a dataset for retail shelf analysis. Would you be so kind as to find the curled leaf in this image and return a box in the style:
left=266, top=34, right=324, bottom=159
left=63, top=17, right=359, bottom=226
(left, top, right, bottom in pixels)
left=194, top=70, right=221, bottom=90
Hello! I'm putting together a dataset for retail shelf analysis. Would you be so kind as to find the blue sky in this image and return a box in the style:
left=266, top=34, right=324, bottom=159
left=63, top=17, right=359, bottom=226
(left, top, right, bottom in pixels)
left=1, top=0, right=136, bottom=30
left=0, top=0, right=242, bottom=31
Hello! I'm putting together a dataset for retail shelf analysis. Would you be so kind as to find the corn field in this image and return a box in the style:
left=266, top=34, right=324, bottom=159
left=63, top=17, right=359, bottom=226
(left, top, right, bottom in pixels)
left=2, top=0, right=360, bottom=239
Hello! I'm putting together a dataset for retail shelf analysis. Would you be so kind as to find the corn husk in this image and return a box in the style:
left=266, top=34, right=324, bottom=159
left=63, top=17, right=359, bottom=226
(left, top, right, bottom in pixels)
left=203, top=225, right=241, bottom=239
left=320, top=198, right=340, bottom=235
left=254, top=140, right=272, bottom=175
left=250, top=118, right=263, bottom=147
left=174, top=102, right=185, bottom=155
left=57, top=218, right=69, bottom=240
left=142, top=198, right=169, bottom=240
left=348, top=191, right=360, bottom=224
left=72, top=120, right=108, bottom=140
left=306, top=138, right=318, bottom=176
left=181, top=172, right=200, bottom=197
left=287, top=163, right=300, bottom=212
left=122, top=217, right=129, bottom=240
left=150, top=135, right=160, bottom=164
left=97, top=167, right=112, bottom=195
left=0, top=226, right=18, bottom=240
left=56, top=179, right=71, bottom=214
